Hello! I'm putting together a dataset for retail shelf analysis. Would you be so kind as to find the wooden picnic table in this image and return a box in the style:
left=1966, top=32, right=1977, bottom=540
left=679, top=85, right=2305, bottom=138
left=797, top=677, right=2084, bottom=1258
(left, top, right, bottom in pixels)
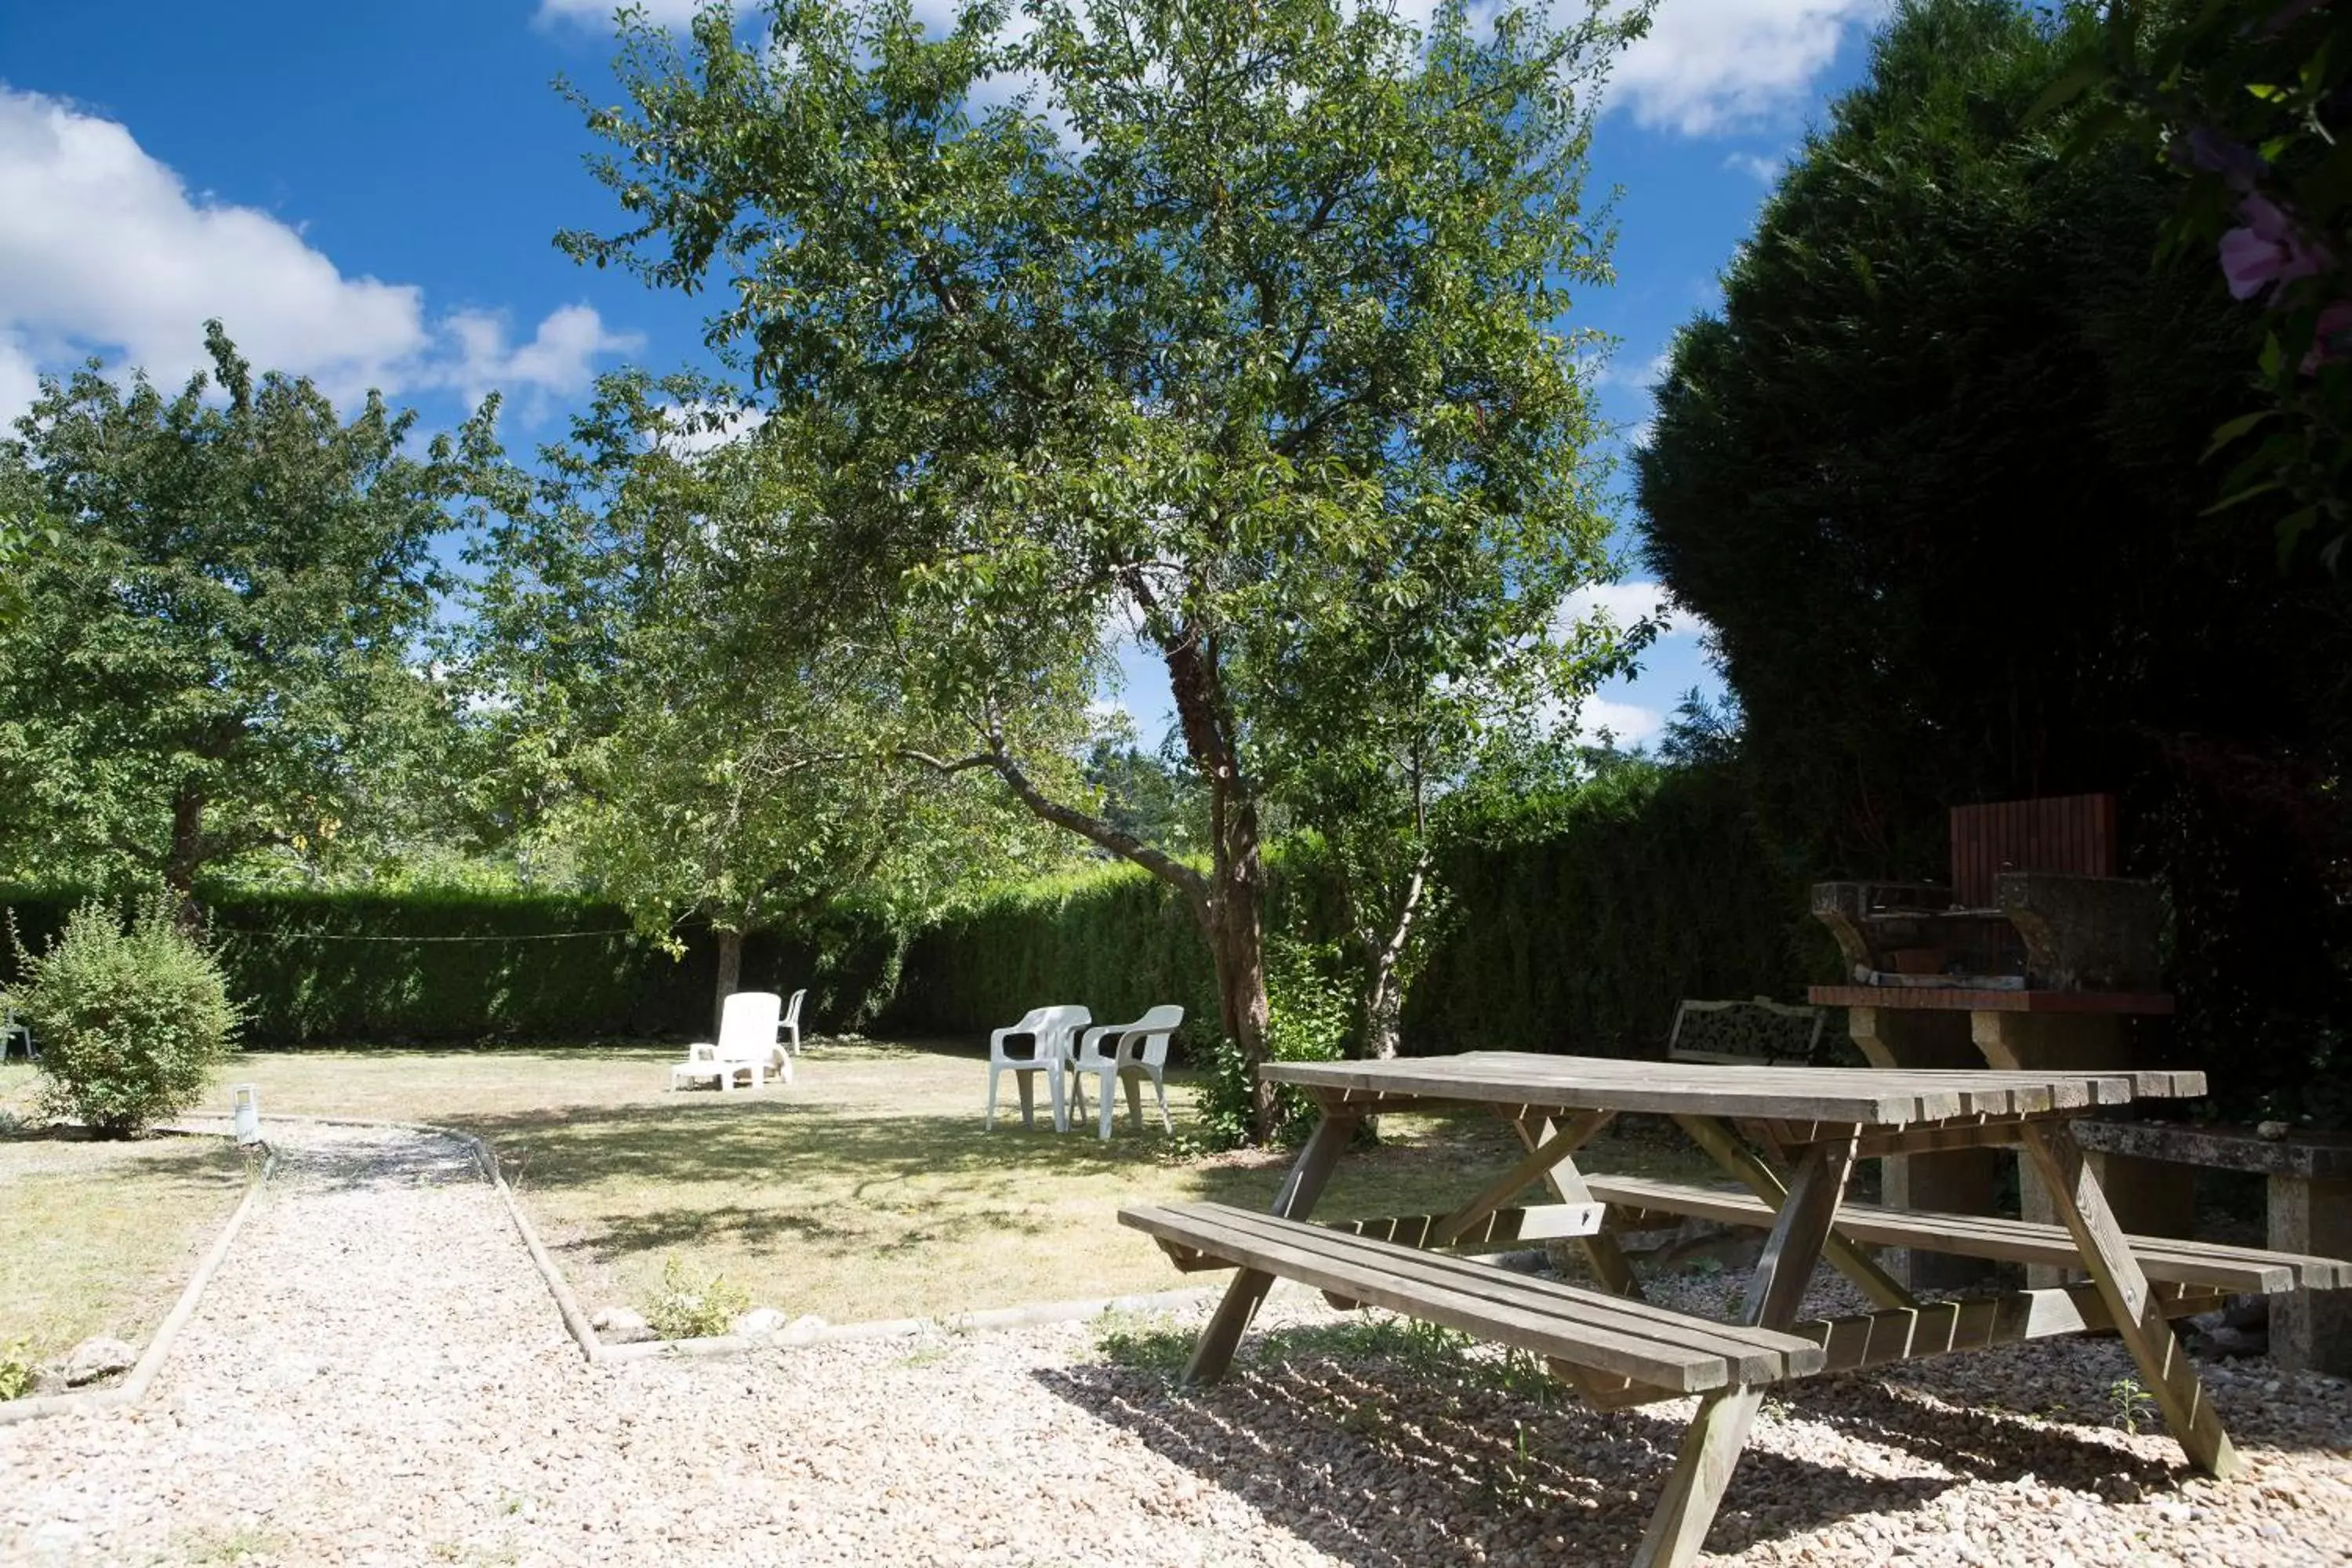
left=1119, top=1051, right=2325, bottom=1568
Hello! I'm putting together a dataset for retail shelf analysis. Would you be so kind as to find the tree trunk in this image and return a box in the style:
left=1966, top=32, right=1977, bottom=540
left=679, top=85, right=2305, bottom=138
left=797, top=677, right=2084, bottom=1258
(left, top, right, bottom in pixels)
left=165, top=789, right=206, bottom=932
left=712, top=927, right=744, bottom=1036
left=1361, top=962, right=1405, bottom=1060
left=1200, top=850, right=1275, bottom=1134
left=1346, top=848, right=1429, bottom=1062
left=1162, top=613, right=1278, bottom=1142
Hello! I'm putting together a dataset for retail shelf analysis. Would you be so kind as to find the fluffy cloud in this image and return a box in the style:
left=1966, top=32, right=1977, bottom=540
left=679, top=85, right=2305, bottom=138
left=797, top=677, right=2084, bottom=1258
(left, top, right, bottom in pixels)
left=1571, top=693, right=1667, bottom=746
left=539, top=0, right=706, bottom=25
left=0, top=88, right=639, bottom=423
left=1560, top=580, right=1710, bottom=641
left=1613, top=0, right=1890, bottom=134
left=1724, top=149, right=1788, bottom=184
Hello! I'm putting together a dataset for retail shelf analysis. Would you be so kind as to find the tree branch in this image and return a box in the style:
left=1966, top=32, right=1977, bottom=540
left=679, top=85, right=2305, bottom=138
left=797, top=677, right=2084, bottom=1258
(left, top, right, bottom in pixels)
left=902, top=742, right=1210, bottom=902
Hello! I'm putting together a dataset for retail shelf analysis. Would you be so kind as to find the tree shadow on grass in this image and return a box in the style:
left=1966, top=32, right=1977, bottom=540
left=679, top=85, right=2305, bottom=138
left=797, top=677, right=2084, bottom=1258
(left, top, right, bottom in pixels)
left=1036, top=1318, right=1955, bottom=1566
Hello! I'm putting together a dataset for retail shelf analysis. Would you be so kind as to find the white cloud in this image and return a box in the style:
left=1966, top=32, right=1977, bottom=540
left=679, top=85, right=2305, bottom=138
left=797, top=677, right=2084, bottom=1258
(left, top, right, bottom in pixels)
left=1612, top=0, right=1890, bottom=135
left=1559, top=580, right=1711, bottom=641
left=1724, top=149, right=1788, bottom=184
left=1570, top=694, right=1667, bottom=746
left=1592, top=350, right=1674, bottom=391
left=655, top=400, right=769, bottom=456
left=0, top=88, right=639, bottom=423
left=539, top=0, right=706, bottom=26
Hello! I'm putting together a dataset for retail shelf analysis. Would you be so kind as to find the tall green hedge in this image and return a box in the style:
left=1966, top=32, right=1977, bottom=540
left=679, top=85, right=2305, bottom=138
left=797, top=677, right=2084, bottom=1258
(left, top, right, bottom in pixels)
left=881, top=864, right=1222, bottom=1049
left=0, top=886, right=864, bottom=1046
left=878, top=760, right=1820, bottom=1062
left=0, top=760, right=1818, bottom=1056
left=1403, top=763, right=1829, bottom=1055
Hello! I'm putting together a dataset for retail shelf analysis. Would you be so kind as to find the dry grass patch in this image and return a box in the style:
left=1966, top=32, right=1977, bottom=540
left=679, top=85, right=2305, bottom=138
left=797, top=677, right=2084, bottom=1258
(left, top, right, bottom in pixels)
left=0, top=1065, right=253, bottom=1370
left=213, top=1039, right=1721, bottom=1328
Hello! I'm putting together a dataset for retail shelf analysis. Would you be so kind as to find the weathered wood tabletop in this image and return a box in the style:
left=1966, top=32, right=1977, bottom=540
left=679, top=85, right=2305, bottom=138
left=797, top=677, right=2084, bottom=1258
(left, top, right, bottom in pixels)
left=1262, top=1049, right=2206, bottom=1124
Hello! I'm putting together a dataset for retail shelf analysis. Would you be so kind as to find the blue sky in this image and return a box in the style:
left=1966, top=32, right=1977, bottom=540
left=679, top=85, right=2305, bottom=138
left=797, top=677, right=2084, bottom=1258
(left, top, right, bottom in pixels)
left=0, top=0, right=1888, bottom=748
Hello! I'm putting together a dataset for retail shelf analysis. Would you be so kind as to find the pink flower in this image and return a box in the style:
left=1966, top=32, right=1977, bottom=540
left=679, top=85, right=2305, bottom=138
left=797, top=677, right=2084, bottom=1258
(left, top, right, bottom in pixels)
left=2220, top=194, right=2331, bottom=301
left=2303, top=300, right=2352, bottom=375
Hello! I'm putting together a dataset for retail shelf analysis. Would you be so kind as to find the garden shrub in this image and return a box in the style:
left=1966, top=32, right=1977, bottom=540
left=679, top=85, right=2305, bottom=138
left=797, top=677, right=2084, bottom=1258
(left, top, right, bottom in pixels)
left=641, top=1254, right=752, bottom=1340
left=0, top=1338, right=32, bottom=1401
left=14, top=895, right=242, bottom=1138
left=1194, top=938, right=1355, bottom=1150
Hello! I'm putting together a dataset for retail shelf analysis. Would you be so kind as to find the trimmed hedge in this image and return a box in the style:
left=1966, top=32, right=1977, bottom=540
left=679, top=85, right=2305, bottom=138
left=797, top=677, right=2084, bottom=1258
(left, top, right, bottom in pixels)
left=881, top=864, right=1222, bottom=1051
left=0, top=886, right=849, bottom=1046
left=1403, top=763, right=1829, bottom=1056
left=878, top=760, right=1819, bottom=1062
left=0, top=760, right=1819, bottom=1057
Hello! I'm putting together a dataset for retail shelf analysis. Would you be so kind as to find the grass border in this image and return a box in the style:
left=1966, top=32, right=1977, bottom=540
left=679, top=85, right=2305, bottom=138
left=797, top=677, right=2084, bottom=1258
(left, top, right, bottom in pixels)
left=0, top=1134, right=276, bottom=1427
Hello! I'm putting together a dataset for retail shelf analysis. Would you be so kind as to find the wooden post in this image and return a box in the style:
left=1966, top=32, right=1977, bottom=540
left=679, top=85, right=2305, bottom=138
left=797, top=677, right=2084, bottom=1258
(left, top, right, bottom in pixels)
left=1976, top=1011, right=2194, bottom=1287
left=1184, top=1105, right=1361, bottom=1385
left=1512, top=1112, right=1642, bottom=1298
left=2020, top=1120, right=2241, bottom=1478
left=2270, top=1171, right=2352, bottom=1375
left=1741, top=1132, right=1860, bottom=1332
left=1674, top=1114, right=1916, bottom=1312
left=1849, top=1007, right=1999, bottom=1289
left=1632, top=1386, right=1766, bottom=1568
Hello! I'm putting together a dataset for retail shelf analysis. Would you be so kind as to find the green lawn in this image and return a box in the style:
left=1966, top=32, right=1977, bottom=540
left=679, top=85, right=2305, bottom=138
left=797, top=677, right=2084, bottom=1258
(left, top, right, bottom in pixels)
left=0, top=1062, right=254, bottom=1370
left=210, top=1038, right=1720, bottom=1329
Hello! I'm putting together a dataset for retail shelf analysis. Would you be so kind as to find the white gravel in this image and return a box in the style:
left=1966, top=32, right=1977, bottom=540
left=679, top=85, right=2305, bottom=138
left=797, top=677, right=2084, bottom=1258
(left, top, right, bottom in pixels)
left=6, top=1121, right=2350, bottom=1566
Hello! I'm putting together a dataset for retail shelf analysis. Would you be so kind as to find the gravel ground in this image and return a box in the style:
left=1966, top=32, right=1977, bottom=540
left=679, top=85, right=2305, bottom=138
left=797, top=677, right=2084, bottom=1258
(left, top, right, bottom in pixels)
left=5, top=1122, right=2349, bottom=1566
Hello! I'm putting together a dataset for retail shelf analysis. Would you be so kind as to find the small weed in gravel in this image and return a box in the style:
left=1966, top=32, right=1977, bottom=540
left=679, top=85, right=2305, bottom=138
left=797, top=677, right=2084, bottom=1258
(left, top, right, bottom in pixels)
left=178, top=1524, right=278, bottom=1564
left=641, top=1254, right=750, bottom=1340
left=0, top=1338, right=32, bottom=1400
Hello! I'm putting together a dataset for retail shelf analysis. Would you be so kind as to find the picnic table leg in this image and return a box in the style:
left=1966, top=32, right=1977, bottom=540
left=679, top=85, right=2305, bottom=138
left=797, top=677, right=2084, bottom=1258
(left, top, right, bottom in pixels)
left=1632, top=1385, right=1766, bottom=1568
left=2020, top=1120, right=2242, bottom=1479
left=1738, top=1131, right=1859, bottom=1330
left=1183, top=1105, right=1362, bottom=1386
left=1511, top=1113, right=1645, bottom=1299
left=1635, top=1131, right=1857, bottom=1568
left=1674, top=1115, right=1915, bottom=1312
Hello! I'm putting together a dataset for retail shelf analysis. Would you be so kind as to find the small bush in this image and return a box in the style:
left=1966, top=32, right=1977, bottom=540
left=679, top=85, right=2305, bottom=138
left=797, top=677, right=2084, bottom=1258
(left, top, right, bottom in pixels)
left=0, top=1338, right=33, bottom=1401
left=641, top=1254, right=752, bottom=1340
left=15, top=896, right=242, bottom=1138
left=1196, top=938, right=1354, bottom=1150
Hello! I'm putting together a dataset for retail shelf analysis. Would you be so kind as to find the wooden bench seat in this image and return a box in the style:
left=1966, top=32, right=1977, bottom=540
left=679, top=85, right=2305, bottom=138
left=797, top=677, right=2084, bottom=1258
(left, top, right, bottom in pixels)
left=1121, top=1200, right=1826, bottom=1394
left=1585, top=1174, right=2352, bottom=1294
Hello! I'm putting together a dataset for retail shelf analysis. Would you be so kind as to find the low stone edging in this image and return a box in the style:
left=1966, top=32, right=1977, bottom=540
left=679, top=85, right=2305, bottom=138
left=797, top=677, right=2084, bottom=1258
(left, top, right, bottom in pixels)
left=0, top=1138, right=278, bottom=1428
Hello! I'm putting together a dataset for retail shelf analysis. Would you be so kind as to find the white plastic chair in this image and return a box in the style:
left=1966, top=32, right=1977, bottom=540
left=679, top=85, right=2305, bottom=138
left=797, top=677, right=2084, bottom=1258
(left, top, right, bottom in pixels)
left=671, top=990, right=789, bottom=1091
left=985, top=1004, right=1091, bottom=1132
left=1071, top=1005, right=1184, bottom=1140
left=780, top=989, right=806, bottom=1058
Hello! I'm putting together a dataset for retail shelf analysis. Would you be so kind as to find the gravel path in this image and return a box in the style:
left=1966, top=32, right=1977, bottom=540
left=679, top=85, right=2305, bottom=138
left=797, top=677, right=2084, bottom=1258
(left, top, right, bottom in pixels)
left=5, top=1122, right=2350, bottom=1566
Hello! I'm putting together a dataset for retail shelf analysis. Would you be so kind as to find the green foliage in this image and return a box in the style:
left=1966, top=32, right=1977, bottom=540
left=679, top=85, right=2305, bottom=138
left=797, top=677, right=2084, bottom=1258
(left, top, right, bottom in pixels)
left=563, top=0, right=1648, bottom=1134
left=1405, top=757, right=1821, bottom=1056
left=1194, top=938, right=1355, bottom=1149
left=0, top=885, right=902, bottom=1047
left=888, top=862, right=1221, bottom=1047
left=16, top=895, right=241, bottom=1138
left=0, top=324, right=499, bottom=899
left=2109, top=1374, right=2155, bottom=1436
left=462, top=372, right=1072, bottom=982
left=2039, top=0, right=2350, bottom=562
left=641, top=1254, right=753, bottom=1341
left=0, top=1339, right=31, bottom=1403
left=1635, top=0, right=2351, bottom=1117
